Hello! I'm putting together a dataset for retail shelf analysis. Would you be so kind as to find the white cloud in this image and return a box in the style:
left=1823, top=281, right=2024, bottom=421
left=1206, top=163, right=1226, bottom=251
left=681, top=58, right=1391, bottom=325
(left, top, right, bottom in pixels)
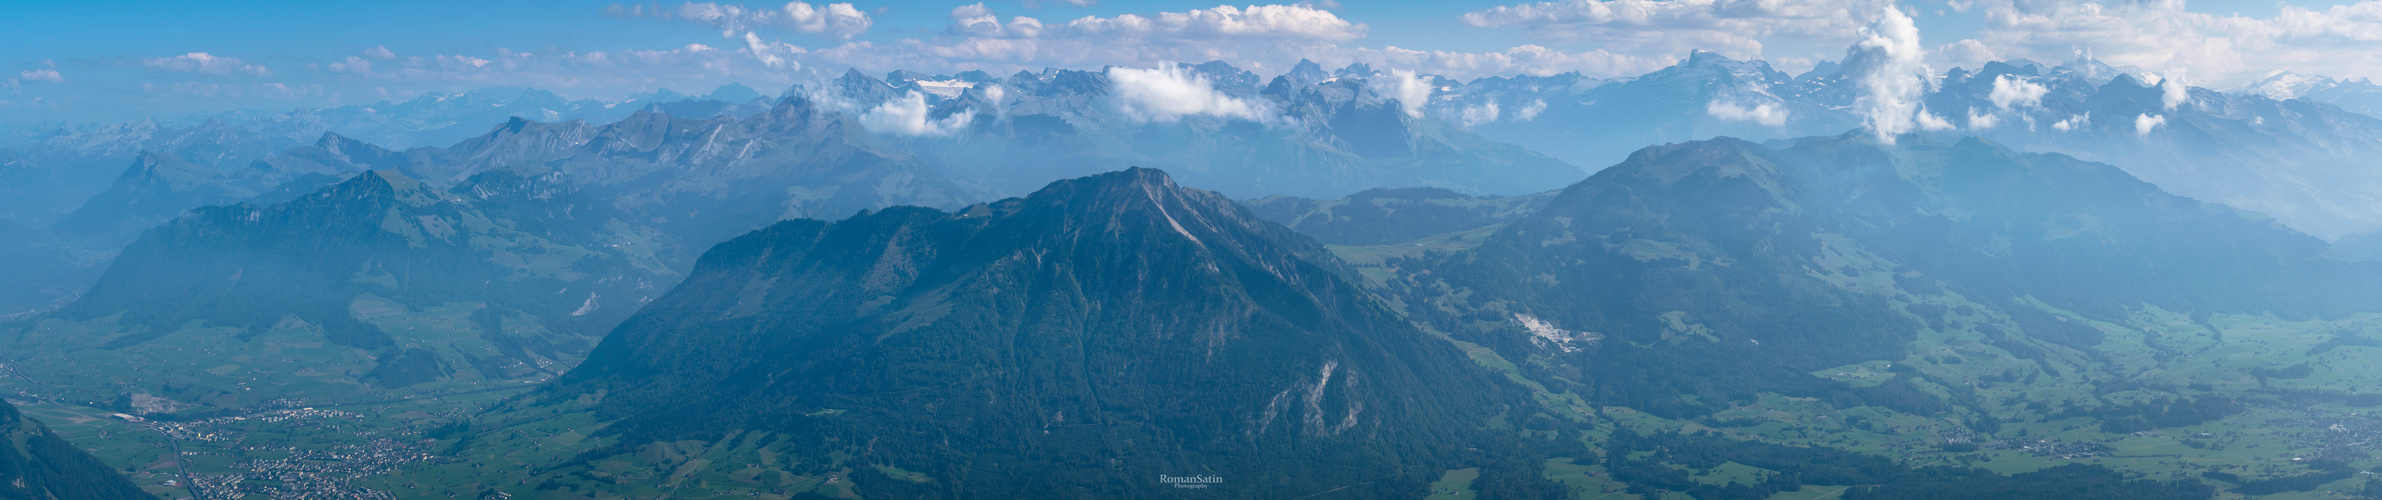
left=1460, top=0, right=1895, bottom=61
left=1843, top=7, right=1932, bottom=143
left=1934, top=39, right=1999, bottom=69
left=947, top=3, right=1029, bottom=37
left=1988, top=74, right=2047, bottom=109
left=365, top=45, right=396, bottom=59
left=1966, top=0, right=2382, bottom=82
left=1351, top=44, right=1673, bottom=79
left=1107, top=64, right=1271, bottom=122
left=143, top=81, right=321, bottom=99
left=2134, top=113, right=2165, bottom=135
left=798, top=4, right=1376, bottom=79
left=17, top=69, right=63, bottom=83
left=1515, top=99, right=1548, bottom=121
left=786, top=4, right=1664, bottom=81
left=2053, top=112, right=2090, bottom=131
left=2160, top=72, right=2188, bottom=110
left=1706, top=100, right=1788, bottom=126
left=326, top=57, right=374, bottom=74
left=1377, top=69, right=1432, bottom=118
left=1459, top=101, right=1501, bottom=127
left=1063, top=4, right=1365, bottom=42
left=1965, top=106, right=1998, bottom=129
left=859, top=91, right=975, bottom=135
left=741, top=32, right=807, bottom=68
left=1916, top=108, right=1956, bottom=130
left=611, top=1, right=873, bottom=40
left=320, top=44, right=810, bottom=101
left=141, top=53, right=273, bottom=77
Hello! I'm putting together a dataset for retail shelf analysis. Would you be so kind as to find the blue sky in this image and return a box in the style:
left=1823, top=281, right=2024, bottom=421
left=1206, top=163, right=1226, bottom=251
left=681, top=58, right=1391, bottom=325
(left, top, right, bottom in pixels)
left=5, top=0, right=2380, bottom=125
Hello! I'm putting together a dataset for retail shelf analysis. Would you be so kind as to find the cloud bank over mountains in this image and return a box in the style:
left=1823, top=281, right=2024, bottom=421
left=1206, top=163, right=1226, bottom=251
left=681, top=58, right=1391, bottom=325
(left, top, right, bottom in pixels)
left=9, top=0, right=2382, bottom=128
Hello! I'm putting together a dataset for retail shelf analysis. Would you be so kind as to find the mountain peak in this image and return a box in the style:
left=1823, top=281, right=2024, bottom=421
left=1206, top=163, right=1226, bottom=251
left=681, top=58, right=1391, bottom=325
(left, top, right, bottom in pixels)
left=704, top=82, right=764, bottom=102
left=997, top=167, right=1216, bottom=230
left=1685, top=48, right=1735, bottom=64
left=837, top=67, right=881, bottom=85
left=1076, top=165, right=1175, bottom=190
left=314, top=131, right=353, bottom=147
left=1287, top=58, right=1329, bottom=84
left=1333, top=62, right=1376, bottom=79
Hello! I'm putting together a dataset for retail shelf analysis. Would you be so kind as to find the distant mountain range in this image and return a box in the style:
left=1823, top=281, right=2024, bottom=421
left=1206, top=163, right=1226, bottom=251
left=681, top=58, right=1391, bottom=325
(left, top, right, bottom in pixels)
left=0, top=64, right=1601, bottom=317
left=7, top=168, right=685, bottom=412
left=2214, top=70, right=2382, bottom=118
left=18, top=52, right=2382, bottom=242
left=1430, top=52, right=2382, bottom=239
left=846, top=65, right=1585, bottom=200
left=0, top=84, right=774, bottom=229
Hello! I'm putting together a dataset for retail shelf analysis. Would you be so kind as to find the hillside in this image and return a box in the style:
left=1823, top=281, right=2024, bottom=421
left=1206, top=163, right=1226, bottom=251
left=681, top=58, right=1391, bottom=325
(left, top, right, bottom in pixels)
left=0, top=399, right=154, bottom=500
left=8, top=168, right=684, bottom=414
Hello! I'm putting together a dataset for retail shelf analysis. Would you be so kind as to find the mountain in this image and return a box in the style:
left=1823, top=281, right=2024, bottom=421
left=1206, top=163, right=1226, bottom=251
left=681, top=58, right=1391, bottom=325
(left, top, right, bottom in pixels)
left=4, top=119, right=319, bottom=230
left=48, top=90, right=964, bottom=253
left=1385, top=133, right=2382, bottom=418
left=2332, top=227, right=2382, bottom=261
left=535, top=94, right=981, bottom=246
left=1452, top=51, right=1861, bottom=173
left=703, top=82, right=768, bottom=103
left=0, top=133, right=412, bottom=317
left=272, top=87, right=643, bottom=150
left=1926, top=64, right=2382, bottom=239
left=392, top=116, right=601, bottom=184
left=846, top=62, right=1585, bottom=200
left=1243, top=187, right=1555, bottom=246
left=51, top=151, right=261, bottom=243
left=0, top=86, right=738, bottom=230
left=9, top=168, right=684, bottom=411
left=0, top=90, right=985, bottom=321
left=2221, top=71, right=2382, bottom=118
left=1428, top=53, right=2382, bottom=239
left=2298, top=78, right=2382, bottom=118
left=436, top=168, right=1553, bottom=498
left=0, top=400, right=156, bottom=500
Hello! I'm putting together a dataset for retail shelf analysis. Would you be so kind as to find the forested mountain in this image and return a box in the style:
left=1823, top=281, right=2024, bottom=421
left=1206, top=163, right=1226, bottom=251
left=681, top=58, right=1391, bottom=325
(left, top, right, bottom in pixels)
left=6, top=168, right=684, bottom=411
left=449, top=168, right=1557, bottom=498
left=1383, top=133, right=2382, bottom=418
left=0, top=399, right=154, bottom=500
